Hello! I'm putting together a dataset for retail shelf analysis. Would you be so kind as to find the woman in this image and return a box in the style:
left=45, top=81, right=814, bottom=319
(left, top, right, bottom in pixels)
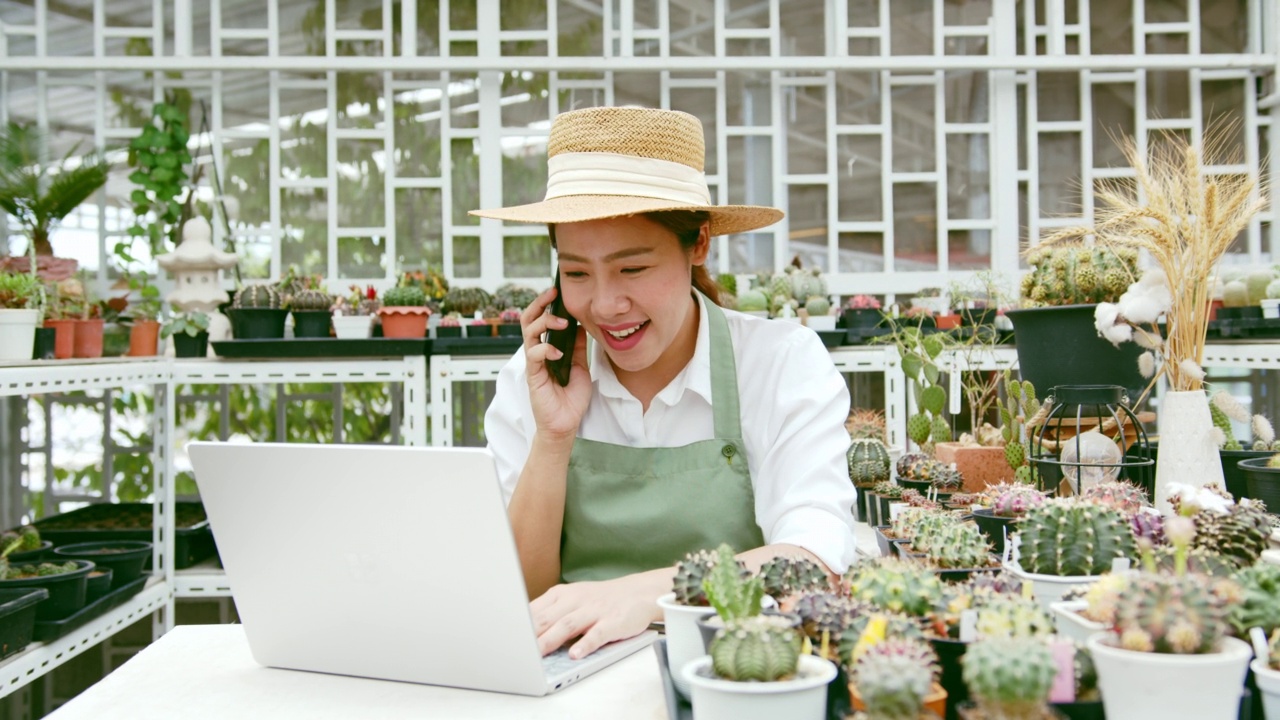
left=473, top=106, right=856, bottom=661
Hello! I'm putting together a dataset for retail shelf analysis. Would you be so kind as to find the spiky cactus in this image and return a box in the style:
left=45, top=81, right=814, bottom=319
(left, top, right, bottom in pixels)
left=709, top=615, right=803, bottom=682
left=844, top=558, right=947, bottom=618
left=1227, top=564, right=1280, bottom=636
left=492, top=282, right=537, bottom=312
left=759, top=555, right=829, bottom=600
left=792, top=592, right=867, bottom=644
left=848, top=438, right=892, bottom=487
left=1014, top=500, right=1137, bottom=576
left=672, top=547, right=744, bottom=606
left=985, top=483, right=1047, bottom=518
left=853, top=639, right=938, bottom=720
left=290, top=288, right=334, bottom=312
left=805, top=295, right=830, bottom=317
left=871, top=481, right=903, bottom=500
left=442, top=286, right=492, bottom=317
left=1209, top=392, right=1243, bottom=450
left=1130, top=510, right=1165, bottom=546
left=963, top=638, right=1058, bottom=720
left=1112, top=571, right=1237, bottom=654
left=1020, top=244, right=1139, bottom=307
left=846, top=408, right=887, bottom=441
left=837, top=612, right=929, bottom=663
left=1080, top=480, right=1150, bottom=515
left=1151, top=545, right=1237, bottom=578
left=925, top=522, right=993, bottom=570
left=382, top=285, right=427, bottom=307
left=974, top=595, right=1055, bottom=640
left=1191, top=503, right=1273, bottom=569
left=233, top=283, right=282, bottom=309
left=895, top=453, right=932, bottom=479
left=1000, top=371, right=1042, bottom=474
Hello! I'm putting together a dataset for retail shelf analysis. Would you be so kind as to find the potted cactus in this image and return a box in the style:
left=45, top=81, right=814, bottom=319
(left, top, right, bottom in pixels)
left=435, top=312, right=464, bottom=338
left=1005, top=244, right=1144, bottom=398
left=970, top=483, right=1047, bottom=557
left=922, top=522, right=997, bottom=581
left=848, top=437, right=892, bottom=523
left=658, top=548, right=746, bottom=697
left=442, top=285, right=492, bottom=320
left=1237, top=452, right=1280, bottom=511
left=849, top=637, right=946, bottom=719
left=496, top=307, right=523, bottom=337
left=1252, top=630, right=1280, bottom=720
left=228, top=282, right=289, bottom=339
left=286, top=276, right=335, bottom=339
left=378, top=283, right=430, bottom=339
left=960, top=637, right=1060, bottom=720
left=682, top=614, right=837, bottom=720
left=330, top=284, right=379, bottom=339
left=1085, top=516, right=1252, bottom=720
left=840, top=294, right=883, bottom=331
left=1004, top=499, right=1137, bottom=609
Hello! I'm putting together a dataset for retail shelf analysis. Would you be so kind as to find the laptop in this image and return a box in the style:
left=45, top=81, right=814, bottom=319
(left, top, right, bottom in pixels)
left=187, top=441, right=657, bottom=696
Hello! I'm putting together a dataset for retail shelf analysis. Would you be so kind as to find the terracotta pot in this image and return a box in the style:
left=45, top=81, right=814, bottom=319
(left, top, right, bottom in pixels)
left=849, top=679, right=947, bottom=717
left=72, top=319, right=105, bottom=358
left=934, top=443, right=1014, bottom=492
left=44, top=319, right=76, bottom=359
left=377, top=307, right=429, bottom=338
left=935, top=314, right=961, bottom=330
left=127, top=320, right=161, bottom=357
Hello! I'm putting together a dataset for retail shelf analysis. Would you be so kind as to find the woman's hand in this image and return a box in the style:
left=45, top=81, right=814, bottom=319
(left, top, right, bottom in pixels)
left=530, top=570, right=669, bottom=659
left=522, top=286, right=592, bottom=439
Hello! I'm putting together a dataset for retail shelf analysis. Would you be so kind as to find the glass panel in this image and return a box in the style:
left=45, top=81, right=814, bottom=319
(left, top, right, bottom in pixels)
left=726, top=233, right=774, bottom=274
left=669, top=2, right=716, bottom=57
left=502, top=68, right=550, bottom=127
left=337, top=140, right=385, bottom=227
left=334, top=0, right=381, bottom=30
left=1147, top=70, right=1191, bottom=119
left=947, top=134, right=991, bottom=220
left=1201, top=0, right=1248, bottom=53
left=1017, top=84, right=1027, bottom=171
left=1146, top=0, right=1187, bottom=23
left=838, top=233, right=884, bottom=272
left=393, top=90, right=444, bottom=178
left=452, top=139, right=481, bottom=225
left=894, top=183, right=938, bottom=270
left=222, top=72, right=270, bottom=128
left=1146, top=33, right=1189, bottom=55
left=502, top=146, right=549, bottom=209
left=1089, top=0, right=1133, bottom=54
left=501, top=1, right=547, bottom=30
left=337, top=236, right=385, bottom=278
left=945, top=36, right=989, bottom=57
left=788, top=185, right=829, bottom=271
left=451, top=0, right=478, bottom=30
left=849, top=38, right=879, bottom=55
left=727, top=71, right=772, bottom=126
left=1092, top=83, right=1136, bottom=168
left=106, top=72, right=153, bottom=130
left=891, top=0, right=932, bottom=56
left=1039, top=132, right=1082, bottom=217
left=0, top=4, right=34, bottom=23
left=729, top=0, right=771, bottom=28
left=336, top=71, right=382, bottom=129
left=836, top=73, right=881, bottom=124
left=1018, top=181, right=1029, bottom=249
left=395, top=188, right=444, bottom=271
left=949, top=230, right=991, bottom=270
left=944, top=0, right=992, bottom=25
left=453, top=235, right=481, bottom=278
left=281, top=188, right=327, bottom=277
left=280, top=92, right=327, bottom=180
left=221, top=1, right=268, bottom=29
left=848, top=0, right=879, bottom=26
left=670, top=88, right=717, bottom=174
left=616, top=72, right=662, bottom=108
left=1263, top=222, right=1275, bottom=263
left=892, top=85, right=935, bottom=172
left=558, top=0, right=605, bottom=56
left=1202, top=79, right=1246, bottom=154
left=946, top=70, right=988, bottom=123
left=223, top=137, right=271, bottom=228
left=727, top=136, right=773, bottom=206
left=504, top=235, right=552, bottom=278
left=837, top=135, right=882, bottom=221
left=449, top=74, right=481, bottom=129
left=728, top=38, right=772, bottom=56
left=1037, top=73, right=1080, bottom=122
left=781, top=2, right=823, bottom=56
left=281, top=3, right=325, bottom=55
left=787, top=85, right=828, bottom=175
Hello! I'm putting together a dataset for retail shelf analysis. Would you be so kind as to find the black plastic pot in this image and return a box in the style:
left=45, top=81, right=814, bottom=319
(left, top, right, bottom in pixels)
left=0, top=587, right=48, bottom=660
left=896, top=477, right=932, bottom=494
left=291, top=311, right=332, bottom=338
left=1217, top=306, right=1263, bottom=320
left=0, top=559, right=94, bottom=621
left=84, top=567, right=114, bottom=603
left=435, top=325, right=463, bottom=338
left=227, top=308, right=289, bottom=339
left=875, top=495, right=899, bottom=524
left=1239, top=457, right=1280, bottom=511
left=173, top=331, right=210, bottom=358
left=53, top=541, right=151, bottom=589
left=1051, top=700, right=1105, bottom=720
left=1005, top=305, right=1147, bottom=400
left=695, top=610, right=800, bottom=653
left=32, top=327, right=55, bottom=360
left=839, top=308, right=883, bottom=329
left=931, top=637, right=969, bottom=720
left=854, top=485, right=876, bottom=523
left=932, top=566, right=1000, bottom=584
left=970, top=508, right=1016, bottom=558
left=496, top=323, right=523, bottom=337
left=6, top=541, right=52, bottom=565
left=872, top=525, right=895, bottom=557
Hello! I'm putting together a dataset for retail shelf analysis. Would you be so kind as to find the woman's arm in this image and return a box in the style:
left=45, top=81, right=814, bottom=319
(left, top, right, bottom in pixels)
left=506, top=430, right=576, bottom=597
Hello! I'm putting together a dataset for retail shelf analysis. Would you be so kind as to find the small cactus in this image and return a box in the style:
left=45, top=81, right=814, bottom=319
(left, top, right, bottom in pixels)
left=963, top=638, right=1058, bottom=719
left=924, top=522, right=993, bottom=570
left=673, top=547, right=744, bottom=606
left=758, top=555, right=829, bottom=600
left=710, top=615, right=803, bottom=682
left=1113, top=571, right=1238, bottom=654
left=702, top=544, right=765, bottom=622
left=973, top=595, right=1056, bottom=640
left=1014, top=499, right=1137, bottom=576
left=984, top=483, right=1047, bottom=518
left=1020, top=244, right=1139, bottom=307
left=233, top=283, right=282, bottom=309
left=853, top=638, right=937, bottom=720
left=381, top=285, right=427, bottom=307
left=290, top=288, right=334, bottom=312
left=1223, top=279, right=1249, bottom=307
left=847, top=438, right=892, bottom=487
left=1191, top=502, right=1273, bottom=569
left=738, top=288, right=768, bottom=312
left=844, top=557, right=947, bottom=618
left=804, top=295, right=830, bottom=317
left=1227, top=564, right=1280, bottom=637
left=1079, top=480, right=1151, bottom=515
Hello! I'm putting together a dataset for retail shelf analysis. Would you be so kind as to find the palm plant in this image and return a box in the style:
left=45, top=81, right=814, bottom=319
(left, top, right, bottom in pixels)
left=0, top=122, right=111, bottom=257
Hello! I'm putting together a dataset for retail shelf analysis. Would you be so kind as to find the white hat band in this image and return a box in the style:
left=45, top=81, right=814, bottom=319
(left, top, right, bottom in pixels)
left=544, top=151, right=712, bottom=206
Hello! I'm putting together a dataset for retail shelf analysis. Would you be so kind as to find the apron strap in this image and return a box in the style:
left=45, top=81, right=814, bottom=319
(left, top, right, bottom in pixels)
left=702, top=296, right=743, bottom=443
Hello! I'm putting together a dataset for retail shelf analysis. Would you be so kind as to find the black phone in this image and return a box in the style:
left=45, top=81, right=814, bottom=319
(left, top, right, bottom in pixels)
left=545, top=270, right=577, bottom=387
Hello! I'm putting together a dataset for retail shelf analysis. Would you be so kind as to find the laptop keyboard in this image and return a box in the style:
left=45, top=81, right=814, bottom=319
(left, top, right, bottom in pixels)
left=542, top=646, right=590, bottom=678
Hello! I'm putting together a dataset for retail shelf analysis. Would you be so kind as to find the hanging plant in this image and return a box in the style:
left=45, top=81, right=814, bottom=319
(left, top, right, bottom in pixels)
left=123, top=93, right=193, bottom=261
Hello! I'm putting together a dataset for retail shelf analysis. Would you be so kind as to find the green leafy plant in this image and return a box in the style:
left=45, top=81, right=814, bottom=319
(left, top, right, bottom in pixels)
left=161, top=307, right=210, bottom=339
left=124, top=95, right=194, bottom=259
left=0, top=272, right=43, bottom=309
left=702, top=544, right=765, bottom=622
left=0, top=122, right=110, bottom=257
left=123, top=271, right=163, bottom=322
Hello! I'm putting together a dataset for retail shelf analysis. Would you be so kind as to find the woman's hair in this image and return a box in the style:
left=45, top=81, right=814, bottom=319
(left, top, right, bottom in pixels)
left=547, top=210, right=722, bottom=306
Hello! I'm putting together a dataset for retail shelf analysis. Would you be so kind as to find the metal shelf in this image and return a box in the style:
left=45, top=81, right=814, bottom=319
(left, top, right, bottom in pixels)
left=0, top=579, right=169, bottom=696
left=174, top=559, right=232, bottom=598
left=0, top=357, right=169, bottom=398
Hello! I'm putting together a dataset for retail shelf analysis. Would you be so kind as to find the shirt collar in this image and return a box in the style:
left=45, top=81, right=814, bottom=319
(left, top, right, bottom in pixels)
left=590, top=292, right=713, bottom=407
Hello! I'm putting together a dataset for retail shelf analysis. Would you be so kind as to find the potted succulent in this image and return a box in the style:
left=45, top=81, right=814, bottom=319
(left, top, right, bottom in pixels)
left=0, top=534, right=95, bottom=621
left=52, top=539, right=152, bottom=589
left=802, top=295, right=836, bottom=331
left=228, top=283, right=289, bottom=339
left=886, top=322, right=950, bottom=454
left=285, top=273, right=335, bottom=339
left=970, top=483, right=1047, bottom=558
left=737, top=287, right=770, bottom=317
left=682, top=614, right=837, bottom=720
left=1205, top=389, right=1279, bottom=501
left=0, top=526, right=50, bottom=564
left=435, top=312, right=464, bottom=338
left=330, top=285, right=379, bottom=339
left=161, top=306, right=211, bottom=358
left=659, top=548, right=746, bottom=697
left=1085, top=516, right=1251, bottom=720
left=848, top=436, right=892, bottom=524
left=694, top=544, right=779, bottom=650
left=1004, top=499, right=1137, bottom=609
left=895, top=454, right=961, bottom=499
left=1237, top=453, right=1280, bottom=511
left=469, top=316, right=493, bottom=338
left=936, top=372, right=1040, bottom=493
left=960, top=636, right=1060, bottom=720
left=849, top=637, right=946, bottom=719
left=0, top=271, right=43, bottom=361
left=840, top=295, right=883, bottom=330
left=921, top=522, right=997, bottom=582
left=378, top=283, right=430, bottom=339
left=123, top=271, right=163, bottom=357
left=441, top=285, right=493, bottom=320
left=496, top=307, right=523, bottom=337
left=42, top=279, right=82, bottom=359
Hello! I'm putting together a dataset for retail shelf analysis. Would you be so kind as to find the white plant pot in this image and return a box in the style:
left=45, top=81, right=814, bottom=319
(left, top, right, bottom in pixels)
left=1263, top=299, right=1280, bottom=320
left=657, top=592, right=714, bottom=698
left=1154, top=390, right=1226, bottom=511
left=331, top=314, right=373, bottom=339
left=0, top=308, right=40, bottom=361
left=1251, top=658, right=1280, bottom=720
left=1087, top=633, right=1251, bottom=720
left=682, top=654, right=837, bottom=720
left=1050, top=600, right=1106, bottom=645
left=1002, top=536, right=1104, bottom=610
left=806, top=315, right=837, bottom=331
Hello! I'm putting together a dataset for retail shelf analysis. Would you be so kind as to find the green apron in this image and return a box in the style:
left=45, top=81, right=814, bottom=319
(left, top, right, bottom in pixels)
left=560, top=297, right=766, bottom=583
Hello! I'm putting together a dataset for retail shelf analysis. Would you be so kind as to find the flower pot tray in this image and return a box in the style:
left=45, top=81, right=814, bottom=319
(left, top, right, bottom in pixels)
left=814, top=329, right=847, bottom=349
left=31, top=502, right=216, bottom=569
left=212, top=338, right=432, bottom=358
left=1207, top=318, right=1280, bottom=340
left=32, top=575, right=148, bottom=643
left=841, top=326, right=893, bottom=346
left=0, top=588, right=48, bottom=660
left=431, top=336, right=523, bottom=356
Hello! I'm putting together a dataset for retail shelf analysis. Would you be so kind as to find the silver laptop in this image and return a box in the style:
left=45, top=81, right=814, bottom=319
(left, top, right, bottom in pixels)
left=188, top=441, right=656, bottom=696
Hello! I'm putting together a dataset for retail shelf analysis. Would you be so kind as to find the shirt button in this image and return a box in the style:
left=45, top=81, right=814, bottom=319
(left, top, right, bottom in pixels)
left=721, top=444, right=736, bottom=458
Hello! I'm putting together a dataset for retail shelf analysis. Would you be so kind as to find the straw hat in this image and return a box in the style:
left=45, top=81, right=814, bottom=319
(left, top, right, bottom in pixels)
left=469, top=106, right=783, bottom=236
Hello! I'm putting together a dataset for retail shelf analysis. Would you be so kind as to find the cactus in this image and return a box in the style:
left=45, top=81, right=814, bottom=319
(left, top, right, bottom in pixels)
left=986, top=483, right=1047, bottom=518
left=1020, top=244, right=1140, bottom=307
left=974, top=595, right=1056, bottom=640
left=844, top=557, right=947, bottom=618
left=963, top=637, right=1058, bottom=720
left=492, top=283, right=537, bottom=312
left=1151, top=544, right=1238, bottom=578
left=1223, top=279, right=1249, bottom=307
left=925, top=522, right=993, bottom=570
left=792, top=592, right=867, bottom=644
left=709, top=615, right=803, bottom=682
left=758, top=555, right=829, bottom=600
left=290, top=288, right=334, bottom=312
left=837, top=612, right=929, bottom=663
left=804, top=295, right=830, bottom=317
left=1210, top=399, right=1243, bottom=450
left=848, top=438, right=892, bottom=487
left=1228, top=564, right=1280, bottom=636
left=1014, top=500, right=1137, bottom=576
left=906, top=413, right=932, bottom=445
left=853, top=639, right=938, bottom=720
left=381, top=285, right=427, bottom=307
left=846, top=294, right=882, bottom=310
left=1268, top=279, right=1280, bottom=300
left=846, top=408, right=887, bottom=441
left=1191, top=503, right=1273, bottom=569
left=897, top=454, right=939, bottom=481
left=1000, top=372, right=1042, bottom=474
left=871, top=481, right=904, bottom=500
left=1079, top=480, right=1151, bottom=515
left=233, top=283, right=282, bottom=309
left=499, top=307, right=522, bottom=324
left=1247, top=269, right=1275, bottom=305
left=702, top=544, right=765, bottom=622
left=738, top=288, right=768, bottom=312
left=1113, top=571, right=1237, bottom=654
left=896, top=509, right=959, bottom=552
left=442, top=286, right=492, bottom=317
left=672, top=547, right=745, bottom=606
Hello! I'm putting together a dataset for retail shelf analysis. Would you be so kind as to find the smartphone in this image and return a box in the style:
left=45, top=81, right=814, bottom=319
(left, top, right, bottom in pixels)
left=545, top=270, right=578, bottom=387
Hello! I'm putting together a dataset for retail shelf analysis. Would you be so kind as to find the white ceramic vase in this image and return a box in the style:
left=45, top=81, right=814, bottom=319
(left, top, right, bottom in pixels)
left=1086, top=633, right=1251, bottom=720
left=682, top=654, right=837, bottom=720
left=0, top=308, right=40, bottom=361
left=1251, top=658, right=1280, bottom=720
left=656, top=592, right=714, bottom=698
left=805, top=315, right=837, bottom=331
left=331, top=314, right=373, bottom=339
left=1154, top=389, right=1226, bottom=511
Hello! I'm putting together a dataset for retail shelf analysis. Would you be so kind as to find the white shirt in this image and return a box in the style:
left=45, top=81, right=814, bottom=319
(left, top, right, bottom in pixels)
left=483, top=293, right=858, bottom=573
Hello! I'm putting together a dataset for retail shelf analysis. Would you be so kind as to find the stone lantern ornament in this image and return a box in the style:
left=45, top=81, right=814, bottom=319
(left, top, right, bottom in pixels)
left=156, top=217, right=238, bottom=353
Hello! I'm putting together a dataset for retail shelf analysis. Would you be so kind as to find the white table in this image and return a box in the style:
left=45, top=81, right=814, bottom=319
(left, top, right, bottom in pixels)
left=47, top=625, right=669, bottom=720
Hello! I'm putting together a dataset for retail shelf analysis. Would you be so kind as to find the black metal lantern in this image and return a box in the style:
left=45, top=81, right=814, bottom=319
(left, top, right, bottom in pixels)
left=1028, top=384, right=1154, bottom=497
